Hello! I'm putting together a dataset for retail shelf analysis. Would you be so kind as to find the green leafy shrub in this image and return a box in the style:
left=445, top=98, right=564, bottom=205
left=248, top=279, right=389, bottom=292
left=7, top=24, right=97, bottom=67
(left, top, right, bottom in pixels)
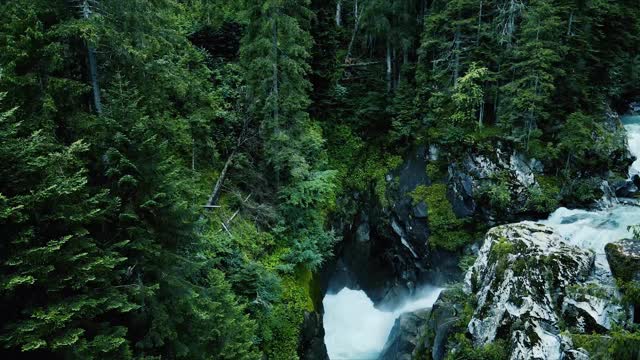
left=478, top=172, right=512, bottom=213
left=526, top=175, right=561, bottom=213
left=561, top=177, right=604, bottom=206
left=572, top=327, right=640, bottom=360
left=259, top=253, right=315, bottom=360
left=458, top=255, right=478, bottom=272
left=446, top=333, right=509, bottom=360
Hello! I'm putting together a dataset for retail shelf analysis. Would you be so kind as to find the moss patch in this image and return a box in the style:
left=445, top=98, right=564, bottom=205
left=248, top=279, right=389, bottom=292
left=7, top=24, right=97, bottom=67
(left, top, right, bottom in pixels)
left=411, top=183, right=472, bottom=251
left=259, top=252, right=315, bottom=360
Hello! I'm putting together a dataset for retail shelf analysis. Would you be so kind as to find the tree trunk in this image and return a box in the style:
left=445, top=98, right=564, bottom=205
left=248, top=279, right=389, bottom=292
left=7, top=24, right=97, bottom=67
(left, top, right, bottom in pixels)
left=392, top=46, right=397, bottom=89
left=206, top=151, right=236, bottom=209
left=271, top=13, right=280, bottom=186
left=526, top=73, right=540, bottom=151
left=354, top=0, right=358, bottom=27
left=453, top=29, right=461, bottom=86
left=345, top=0, right=363, bottom=63
left=567, top=11, right=574, bottom=36
left=81, top=1, right=102, bottom=114
left=272, top=15, right=279, bottom=128
left=477, top=0, right=483, bottom=44
left=494, top=62, right=501, bottom=119
left=386, top=39, right=392, bottom=92
left=336, top=0, right=342, bottom=27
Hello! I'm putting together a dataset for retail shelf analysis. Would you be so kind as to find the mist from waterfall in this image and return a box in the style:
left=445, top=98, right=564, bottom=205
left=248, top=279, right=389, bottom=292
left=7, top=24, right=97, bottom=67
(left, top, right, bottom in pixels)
left=323, top=286, right=442, bottom=360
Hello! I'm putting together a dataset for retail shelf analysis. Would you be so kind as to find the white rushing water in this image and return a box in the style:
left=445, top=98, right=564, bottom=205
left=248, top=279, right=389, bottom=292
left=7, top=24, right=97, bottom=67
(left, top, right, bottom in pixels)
left=624, top=115, right=640, bottom=177
left=543, top=114, right=640, bottom=281
left=543, top=205, right=640, bottom=281
left=323, top=286, right=442, bottom=360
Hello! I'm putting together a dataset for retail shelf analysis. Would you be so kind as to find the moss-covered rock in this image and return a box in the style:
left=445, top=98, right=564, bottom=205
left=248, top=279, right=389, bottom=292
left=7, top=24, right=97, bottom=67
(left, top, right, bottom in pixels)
left=447, top=149, right=546, bottom=221
left=411, top=183, right=472, bottom=251
left=605, top=239, right=640, bottom=282
left=414, top=287, right=468, bottom=360
left=464, top=222, right=596, bottom=359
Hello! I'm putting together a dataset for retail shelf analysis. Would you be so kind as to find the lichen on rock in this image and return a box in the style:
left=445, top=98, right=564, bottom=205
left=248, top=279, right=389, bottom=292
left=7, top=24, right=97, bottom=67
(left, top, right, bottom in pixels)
left=464, top=222, right=596, bottom=359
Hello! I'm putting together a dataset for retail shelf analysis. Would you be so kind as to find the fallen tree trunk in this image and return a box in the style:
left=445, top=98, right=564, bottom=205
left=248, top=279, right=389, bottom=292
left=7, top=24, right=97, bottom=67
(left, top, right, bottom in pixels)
left=205, top=150, right=235, bottom=209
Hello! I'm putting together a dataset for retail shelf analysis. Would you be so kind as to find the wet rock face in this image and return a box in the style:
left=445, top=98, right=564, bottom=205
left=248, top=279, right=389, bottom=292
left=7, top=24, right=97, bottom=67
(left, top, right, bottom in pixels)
left=378, top=309, right=431, bottom=360
left=388, top=145, right=432, bottom=263
left=605, top=238, right=640, bottom=323
left=605, top=238, right=640, bottom=282
left=604, top=107, right=636, bottom=175
left=298, top=311, right=329, bottom=360
left=416, top=289, right=465, bottom=360
left=613, top=175, right=640, bottom=198
left=447, top=149, right=543, bottom=221
left=326, top=146, right=460, bottom=307
left=562, top=295, right=615, bottom=334
left=465, top=222, right=596, bottom=360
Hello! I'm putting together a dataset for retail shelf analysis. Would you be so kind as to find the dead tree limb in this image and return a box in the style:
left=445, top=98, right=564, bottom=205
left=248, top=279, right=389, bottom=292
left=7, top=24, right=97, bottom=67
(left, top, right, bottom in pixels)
left=344, top=0, right=366, bottom=64
left=205, top=149, right=236, bottom=209
left=339, top=61, right=382, bottom=68
left=203, top=113, right=252, bottom=210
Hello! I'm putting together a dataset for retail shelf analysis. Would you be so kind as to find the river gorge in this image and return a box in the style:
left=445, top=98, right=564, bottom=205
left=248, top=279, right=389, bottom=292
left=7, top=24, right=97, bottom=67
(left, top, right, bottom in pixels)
left=321, top=114, right=640, bottom=359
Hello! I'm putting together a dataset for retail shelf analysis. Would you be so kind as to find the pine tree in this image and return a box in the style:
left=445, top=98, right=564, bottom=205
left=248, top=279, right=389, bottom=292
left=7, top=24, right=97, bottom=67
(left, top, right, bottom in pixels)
left=241, top=0, right=315, bottom=177
left=498, top=0, right=565, bottom=153
left=0, top=80, right=135, bottom=358
left=241, top=0, right=337, bottom=270
left=0, top=1, right=260, bottom=358
left=419, top=0, right=483, bottom=89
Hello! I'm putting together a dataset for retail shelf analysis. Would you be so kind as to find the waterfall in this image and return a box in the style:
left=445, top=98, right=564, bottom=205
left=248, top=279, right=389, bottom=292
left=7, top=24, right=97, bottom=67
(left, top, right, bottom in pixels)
left=323, top=287, right=442, bottom=360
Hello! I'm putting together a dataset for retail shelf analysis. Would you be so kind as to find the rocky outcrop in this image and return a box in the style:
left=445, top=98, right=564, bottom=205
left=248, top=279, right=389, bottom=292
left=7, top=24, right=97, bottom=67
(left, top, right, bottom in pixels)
left=447, top=148, right=543, bottom=221
left=464, top=222, right=596, bottom=359
left=298, top=311, right=329, bottom=360
left=378, top=309, right=431, bottom=360
left=562, top=292, right=617, bottom=334
left=605, top=238, right=640, bottom=282
left=414, top=289, right=465, bottom=360
left=605, top=238, right=640, bottom=323
left=326, top=146, right=460, bottom=308
left=613, top=175, right=640, bottom=198
left=604, top=107, right=636, bottom=176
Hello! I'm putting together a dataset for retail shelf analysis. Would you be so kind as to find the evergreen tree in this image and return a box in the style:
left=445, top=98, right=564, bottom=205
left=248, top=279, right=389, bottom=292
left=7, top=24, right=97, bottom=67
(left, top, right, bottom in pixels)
left=0, top=1, right=259, bottom=358
left=0, top=80, right=134, bottom=358
left=241, top=0, right=337, bottom=270
left=2, top=1, right=640, bottom=358
left=498, top=0, right=565, bottom=152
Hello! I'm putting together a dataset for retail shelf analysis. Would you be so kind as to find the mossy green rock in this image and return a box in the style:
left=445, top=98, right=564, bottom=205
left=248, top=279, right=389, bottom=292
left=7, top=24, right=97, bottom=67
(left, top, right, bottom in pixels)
left=605, top=239, right=640, bottom=282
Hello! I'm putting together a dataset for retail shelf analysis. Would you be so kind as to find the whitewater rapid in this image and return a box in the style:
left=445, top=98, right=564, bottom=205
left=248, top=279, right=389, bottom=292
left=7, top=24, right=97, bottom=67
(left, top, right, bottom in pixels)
left=625, top=115, right=640, bottom=177
left=323, top=286, right=441, bottom=360
left=542, top=115, right=640, bottom=281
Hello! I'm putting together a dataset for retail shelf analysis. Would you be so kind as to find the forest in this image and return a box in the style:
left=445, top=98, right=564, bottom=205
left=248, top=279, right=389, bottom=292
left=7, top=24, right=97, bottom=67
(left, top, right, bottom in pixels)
left=1, top=0, right=639, bottom=359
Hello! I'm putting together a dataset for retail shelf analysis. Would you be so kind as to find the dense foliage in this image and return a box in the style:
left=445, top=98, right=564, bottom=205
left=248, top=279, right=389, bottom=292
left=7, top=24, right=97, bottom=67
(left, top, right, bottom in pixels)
left=1, top=0, right=639, bottom=358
